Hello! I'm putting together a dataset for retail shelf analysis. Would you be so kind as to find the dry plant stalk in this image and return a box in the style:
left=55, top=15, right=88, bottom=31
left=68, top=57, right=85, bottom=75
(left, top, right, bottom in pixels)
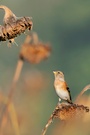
left=75, top=84, right=90, bottom=102
left=0, top=5, right=33, bottom=44
left=19, top=34, right=51, bottom=64
left=0, top=59, right=23, bottom=132
left=42, top=103, right=89, bottom=135
left=0, top=33, right=51, bottom=132
left=0, top=92, right=20, bottom=135
left=8, top=59, right=24, bottom=100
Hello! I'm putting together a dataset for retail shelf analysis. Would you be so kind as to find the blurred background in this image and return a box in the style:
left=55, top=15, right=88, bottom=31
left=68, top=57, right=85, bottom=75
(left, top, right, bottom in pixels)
left=0, top=0, right=90, bottom=135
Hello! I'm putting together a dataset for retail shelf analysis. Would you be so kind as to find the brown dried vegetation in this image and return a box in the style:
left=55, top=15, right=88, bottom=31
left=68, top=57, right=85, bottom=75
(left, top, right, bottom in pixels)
left=0, top=4, right=90, bottom=135
left=0, top=5, right=32, bottom=44
left=42, top=85, right=90, bottom=135
left=0, top=30, right=51, bottom=134
left=19, top=34, right=51, bottom=64
left=53, top=103, right=89, bottom=121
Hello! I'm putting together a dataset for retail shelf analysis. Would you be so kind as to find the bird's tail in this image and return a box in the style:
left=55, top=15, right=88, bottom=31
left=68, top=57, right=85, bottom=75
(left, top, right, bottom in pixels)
left=67, top=99, right=73, bottom=104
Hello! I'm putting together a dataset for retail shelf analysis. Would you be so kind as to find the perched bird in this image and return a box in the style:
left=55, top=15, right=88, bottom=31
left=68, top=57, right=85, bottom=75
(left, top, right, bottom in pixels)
left=53, top=71, right=72, bottom=104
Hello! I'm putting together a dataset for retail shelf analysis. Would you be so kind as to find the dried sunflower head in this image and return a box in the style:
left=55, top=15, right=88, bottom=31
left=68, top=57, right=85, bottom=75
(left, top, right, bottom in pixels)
left=19, top=34, right=51, bottom=64
left=0, top=5, right=33, bottom=45
left=53, top=103, right=89, bottom=121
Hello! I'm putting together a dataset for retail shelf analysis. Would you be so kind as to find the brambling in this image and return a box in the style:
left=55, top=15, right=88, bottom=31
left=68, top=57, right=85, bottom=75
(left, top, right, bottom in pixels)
left=53, top=71, right=72, bottom=104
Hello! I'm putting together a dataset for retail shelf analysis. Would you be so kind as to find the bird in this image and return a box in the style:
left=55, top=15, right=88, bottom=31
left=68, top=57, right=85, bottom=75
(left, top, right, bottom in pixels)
left=53, top=71, right=72, bottom=104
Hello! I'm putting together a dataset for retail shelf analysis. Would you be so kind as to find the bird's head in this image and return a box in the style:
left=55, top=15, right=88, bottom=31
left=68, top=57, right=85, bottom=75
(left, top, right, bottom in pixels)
left=53, top=71, right=65, bottom=81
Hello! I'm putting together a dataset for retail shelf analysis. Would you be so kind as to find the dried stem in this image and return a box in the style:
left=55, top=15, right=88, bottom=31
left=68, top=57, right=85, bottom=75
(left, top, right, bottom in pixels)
left=42, top=105, right=58, bottom=135
left=0, top=59, right=23, bottom=132
left=75, top=84, right=90, bottom=103
left=42, top=116, right=53, bottom=135
left=8, top=59, right=24, bottom=100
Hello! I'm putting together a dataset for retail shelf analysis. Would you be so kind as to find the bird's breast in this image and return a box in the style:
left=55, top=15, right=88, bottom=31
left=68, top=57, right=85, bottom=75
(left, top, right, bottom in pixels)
left=55, top=85, right=69, bottom=100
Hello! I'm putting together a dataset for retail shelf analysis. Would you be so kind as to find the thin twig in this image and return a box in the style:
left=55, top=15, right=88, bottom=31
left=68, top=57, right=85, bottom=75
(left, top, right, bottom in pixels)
left=8, top=59, right=24, bottom=100
left=41, top=105, right=58, bottom=135
left=75, top=84, right=90, bottom=103
left=42, top=115, right=53, bottom=135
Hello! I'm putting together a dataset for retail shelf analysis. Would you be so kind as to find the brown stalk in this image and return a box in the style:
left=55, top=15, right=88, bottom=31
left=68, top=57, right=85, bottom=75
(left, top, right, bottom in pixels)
left=42, top=104, right=61, bottom=135
left=0, top=59, right=23, bottom=132
left=75, top=84, right=90, bottom=103
left=8, top=59, right=23, bottom=99
left=42, top=116, right=54, bottom=135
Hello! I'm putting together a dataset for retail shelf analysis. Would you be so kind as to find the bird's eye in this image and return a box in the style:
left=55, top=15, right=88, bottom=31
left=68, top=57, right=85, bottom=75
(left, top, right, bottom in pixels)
left=58, top=71, right=60, bottom=74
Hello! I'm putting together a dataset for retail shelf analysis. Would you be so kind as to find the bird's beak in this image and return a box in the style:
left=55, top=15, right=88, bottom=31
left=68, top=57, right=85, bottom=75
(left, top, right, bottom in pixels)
left=53, top=71, right=56, bottom=74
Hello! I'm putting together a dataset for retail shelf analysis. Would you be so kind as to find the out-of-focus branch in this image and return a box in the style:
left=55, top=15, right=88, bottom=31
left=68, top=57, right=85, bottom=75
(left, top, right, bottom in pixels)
left=0, top=59, right=23, bottom=133
left=75, top=84, right=90, bottom=103
left=0, top=92, right=20, bottom=135
left=41, top=106, right=57, bottom=135
left=8, top=59, right=23, bottom=100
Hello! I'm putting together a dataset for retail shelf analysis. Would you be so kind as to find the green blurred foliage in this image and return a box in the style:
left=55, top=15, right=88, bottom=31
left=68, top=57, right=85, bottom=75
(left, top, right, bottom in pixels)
left=0, top=0, right=90, bottom=134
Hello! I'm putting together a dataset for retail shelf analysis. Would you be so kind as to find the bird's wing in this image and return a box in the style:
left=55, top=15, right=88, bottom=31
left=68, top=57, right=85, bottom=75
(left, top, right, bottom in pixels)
left=65, top=83, right=72, bottom=101
left=67, top=87, right=72, bottom=101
